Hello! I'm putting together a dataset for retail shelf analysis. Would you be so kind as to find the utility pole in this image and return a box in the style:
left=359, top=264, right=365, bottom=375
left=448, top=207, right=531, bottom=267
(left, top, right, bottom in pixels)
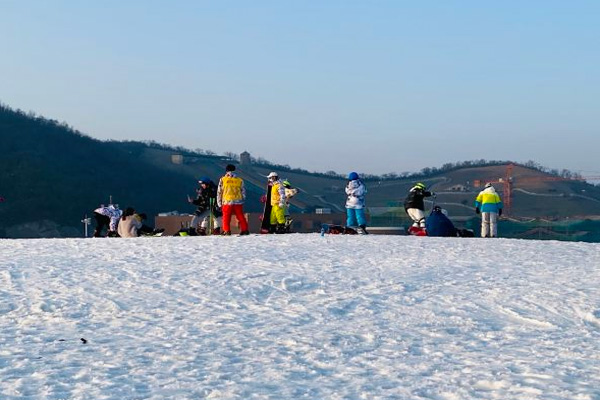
left=81, top=214, right=91, bottom=237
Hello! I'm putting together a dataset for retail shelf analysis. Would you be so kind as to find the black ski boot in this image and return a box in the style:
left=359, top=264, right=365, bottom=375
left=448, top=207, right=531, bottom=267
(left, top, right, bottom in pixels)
left=284, top=217, right=293, bottom=233
left=358, top=225, right=369, bottom=235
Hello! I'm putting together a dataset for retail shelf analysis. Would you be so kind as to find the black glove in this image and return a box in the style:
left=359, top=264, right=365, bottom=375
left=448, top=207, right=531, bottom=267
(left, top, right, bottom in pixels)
left=475, top=207, right=480, bottom=214
left=498, top=209, right=503, bottom=216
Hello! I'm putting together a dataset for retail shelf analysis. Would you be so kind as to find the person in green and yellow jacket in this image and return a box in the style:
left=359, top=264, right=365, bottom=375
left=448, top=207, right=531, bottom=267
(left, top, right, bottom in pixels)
left=474, top=182, right=503, bottom=238
left=267, top=172, right=287, bottom=233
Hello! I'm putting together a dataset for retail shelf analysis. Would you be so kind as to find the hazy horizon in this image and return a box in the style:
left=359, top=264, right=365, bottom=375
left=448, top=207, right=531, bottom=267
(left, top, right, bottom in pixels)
left=1, top=1, right=599, bottom=176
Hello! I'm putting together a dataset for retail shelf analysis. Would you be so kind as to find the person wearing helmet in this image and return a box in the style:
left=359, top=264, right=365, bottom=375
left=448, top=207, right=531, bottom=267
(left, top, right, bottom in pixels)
left=188, top=176, right=222, bottom=235
left=404, top=182, right=435, bottom=229
left=345, top=172, right=368, bottom=234
left=266, top=172, right=287, bottom=233
left=474, top=182, right=503, bottom=238
left=217, top=164, right=249, bottom=235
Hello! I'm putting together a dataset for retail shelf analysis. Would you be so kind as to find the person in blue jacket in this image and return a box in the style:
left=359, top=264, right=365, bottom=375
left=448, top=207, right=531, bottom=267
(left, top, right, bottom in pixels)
left=425, top=206, right=458, bottom=237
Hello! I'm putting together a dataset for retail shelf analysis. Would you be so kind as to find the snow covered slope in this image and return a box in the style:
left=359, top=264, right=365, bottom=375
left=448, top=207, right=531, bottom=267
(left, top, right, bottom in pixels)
left=1, top=235, right=599, bottom=399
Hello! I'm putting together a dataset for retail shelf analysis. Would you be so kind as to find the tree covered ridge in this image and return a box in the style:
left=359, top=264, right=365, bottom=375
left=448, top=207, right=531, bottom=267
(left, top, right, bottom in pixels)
left=0, top=101, right=584, bottom=182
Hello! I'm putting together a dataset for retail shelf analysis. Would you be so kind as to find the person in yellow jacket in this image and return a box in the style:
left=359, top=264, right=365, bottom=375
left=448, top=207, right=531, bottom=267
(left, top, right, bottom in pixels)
left=267, top=172, right=287, bottom=233
left=217, top=164, right=249, bottom=235
left=474, top=182, right=503, bottom=238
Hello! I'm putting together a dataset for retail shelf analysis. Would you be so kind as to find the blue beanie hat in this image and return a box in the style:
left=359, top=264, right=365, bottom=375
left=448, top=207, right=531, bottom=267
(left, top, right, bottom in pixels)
left=198, top=177, right=211, bottom=184
left=348, top=172, right=359, bottom=180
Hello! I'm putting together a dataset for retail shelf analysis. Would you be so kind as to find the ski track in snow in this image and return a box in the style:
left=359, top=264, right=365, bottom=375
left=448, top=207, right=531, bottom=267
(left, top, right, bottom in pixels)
left=0, top=235, right=599, bottom=399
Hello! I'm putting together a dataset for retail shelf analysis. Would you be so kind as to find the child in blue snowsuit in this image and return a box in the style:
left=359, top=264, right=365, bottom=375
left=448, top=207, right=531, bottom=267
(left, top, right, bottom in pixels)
left=345, top=172, right=368, bottom=234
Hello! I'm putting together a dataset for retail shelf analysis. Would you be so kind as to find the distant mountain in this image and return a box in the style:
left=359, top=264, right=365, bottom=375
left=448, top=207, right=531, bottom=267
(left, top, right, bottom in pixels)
left=2, top=103, right=599, bottom=238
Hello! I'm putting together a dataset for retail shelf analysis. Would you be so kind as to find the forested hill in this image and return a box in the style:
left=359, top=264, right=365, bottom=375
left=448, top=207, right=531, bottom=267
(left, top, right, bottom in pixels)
left=0, top=105, right=229, bottom=237
left=2, top=103, right=600, bottom=238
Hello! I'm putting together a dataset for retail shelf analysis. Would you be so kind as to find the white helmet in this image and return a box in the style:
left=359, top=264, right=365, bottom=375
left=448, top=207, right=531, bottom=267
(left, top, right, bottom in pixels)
left=267, top=172, right=278, bottom=179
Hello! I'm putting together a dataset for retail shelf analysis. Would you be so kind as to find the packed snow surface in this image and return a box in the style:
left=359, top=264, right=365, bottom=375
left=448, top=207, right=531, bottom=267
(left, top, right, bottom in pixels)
left=1, top=235, right=599, bottom=400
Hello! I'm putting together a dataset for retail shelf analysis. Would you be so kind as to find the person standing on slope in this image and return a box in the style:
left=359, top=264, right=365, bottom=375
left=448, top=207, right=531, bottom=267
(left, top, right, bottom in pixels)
left=282, top=179, right=298, bottom=231
left=266, top=172, right=287, bottom=233
left=345, top=172, right=368, bottom=234
left=188, top=177, right=222, bottom=235
left=216, top=164, right=249, bottom=236
left=474, top=182, right=503, bottom=238
left=404, top=183, right=435, bottom=230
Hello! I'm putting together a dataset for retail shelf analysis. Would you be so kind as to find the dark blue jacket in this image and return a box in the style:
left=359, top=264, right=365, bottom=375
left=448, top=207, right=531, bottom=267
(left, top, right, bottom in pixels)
left=425, top=210, right=457, bottom=237
left=192, top=181, right=222, bottom=217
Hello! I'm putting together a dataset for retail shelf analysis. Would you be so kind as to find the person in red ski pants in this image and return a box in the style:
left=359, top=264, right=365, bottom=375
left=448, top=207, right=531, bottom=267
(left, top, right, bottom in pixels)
left=216, top=164, right=249, bottom=235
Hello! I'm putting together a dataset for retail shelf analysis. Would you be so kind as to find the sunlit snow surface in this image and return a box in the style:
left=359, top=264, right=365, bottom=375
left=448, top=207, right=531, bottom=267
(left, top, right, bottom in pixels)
left=1, top=235, right=599, bottom=400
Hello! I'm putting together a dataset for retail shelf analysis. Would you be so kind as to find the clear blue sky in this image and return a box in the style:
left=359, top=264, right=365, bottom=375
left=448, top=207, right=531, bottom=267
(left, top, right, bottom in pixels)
left=1, top=0, right=599, bottom=176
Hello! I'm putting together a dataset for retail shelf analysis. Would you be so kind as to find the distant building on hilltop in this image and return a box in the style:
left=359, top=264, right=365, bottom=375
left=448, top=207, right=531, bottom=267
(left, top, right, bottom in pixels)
left=448, top=184, right=468, bottom=192
left=240, top=151, right=251, bottom=165
left=171, top=154, right=183, bottom=164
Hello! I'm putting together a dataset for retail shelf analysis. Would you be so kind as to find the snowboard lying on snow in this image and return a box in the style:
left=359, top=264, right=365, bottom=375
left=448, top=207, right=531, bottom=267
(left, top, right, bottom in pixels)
left=321, top=224, right=358, bottom=235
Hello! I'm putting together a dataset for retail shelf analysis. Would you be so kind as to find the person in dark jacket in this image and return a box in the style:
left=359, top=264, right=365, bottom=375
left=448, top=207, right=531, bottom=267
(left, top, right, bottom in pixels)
left=188, top=177, right=222, bottom=235
left=403, top=182, right=434, bottom=228
left=134, top=213, right=165, bottom=236
left=425, top=206, right=458, bottom=237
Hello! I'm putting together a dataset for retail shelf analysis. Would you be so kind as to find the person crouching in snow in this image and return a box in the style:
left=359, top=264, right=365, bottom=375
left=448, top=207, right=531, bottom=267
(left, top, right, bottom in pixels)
left=475, top=182, right=503, bottom=238
left=188, top=177, right=222, bottom=235
left=404, top=182, right=434, bottom=230
left=217, top=164, right=249, bottom=235
left=93, top=204, right=122, bottom=237
left=135, top=213, right=165, bottom=236
left=345, top=172, right=368, bottom=234
left=425, top=206, right=458, bottom=237
left=117, top=207, right=143, bottom=238
left=267, top=172, right=287, bottom=233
